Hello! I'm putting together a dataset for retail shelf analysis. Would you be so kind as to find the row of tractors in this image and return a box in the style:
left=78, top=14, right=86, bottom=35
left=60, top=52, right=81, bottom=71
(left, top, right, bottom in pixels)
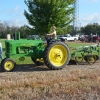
left=0, top=32, right=100, bottom=72
left=79, top=35, right=100, bottom=43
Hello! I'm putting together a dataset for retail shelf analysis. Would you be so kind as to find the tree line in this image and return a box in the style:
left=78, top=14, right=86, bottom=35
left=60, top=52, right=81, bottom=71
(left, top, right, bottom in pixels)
left=81, top=23, right=100, bottom=36
left=0, top=21, right=31, bottom=39
left=0, top=21, right=100, bottom=39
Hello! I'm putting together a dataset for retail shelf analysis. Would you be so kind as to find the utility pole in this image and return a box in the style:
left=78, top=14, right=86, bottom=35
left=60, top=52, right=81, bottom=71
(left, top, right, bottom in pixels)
left=73, top=0, right=79, bottom=35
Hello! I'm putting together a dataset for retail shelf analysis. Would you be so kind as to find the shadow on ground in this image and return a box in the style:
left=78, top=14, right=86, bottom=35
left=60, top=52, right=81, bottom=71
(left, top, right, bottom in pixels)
left=0, top=64, right=50, bottom=72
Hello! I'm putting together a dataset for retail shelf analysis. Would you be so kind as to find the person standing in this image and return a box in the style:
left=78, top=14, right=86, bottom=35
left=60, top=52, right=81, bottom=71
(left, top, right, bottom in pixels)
left=0, top=42, right=3, bottom=59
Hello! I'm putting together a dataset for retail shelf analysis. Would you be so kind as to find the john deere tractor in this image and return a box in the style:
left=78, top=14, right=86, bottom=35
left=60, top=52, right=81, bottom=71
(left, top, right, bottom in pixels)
left=0, top=33, right=70, bottom=72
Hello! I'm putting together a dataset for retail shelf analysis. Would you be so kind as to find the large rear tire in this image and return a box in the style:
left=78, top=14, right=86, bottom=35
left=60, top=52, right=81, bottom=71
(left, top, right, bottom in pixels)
left=44, top=42, right=70, bottom=70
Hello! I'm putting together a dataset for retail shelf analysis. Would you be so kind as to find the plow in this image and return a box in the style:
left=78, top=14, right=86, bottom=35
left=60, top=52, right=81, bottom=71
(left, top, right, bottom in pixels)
left=0, top=32, right=100, bottom=72
left=70, top=43, right=100, bottom=65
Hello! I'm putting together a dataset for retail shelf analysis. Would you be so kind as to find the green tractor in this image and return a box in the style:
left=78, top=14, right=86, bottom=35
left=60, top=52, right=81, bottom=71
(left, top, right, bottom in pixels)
left=1, top=33, right=70, bottom=72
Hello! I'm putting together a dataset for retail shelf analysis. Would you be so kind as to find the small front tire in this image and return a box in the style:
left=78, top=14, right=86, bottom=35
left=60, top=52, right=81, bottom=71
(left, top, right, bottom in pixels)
left=1, top=58, right=16, bottom=72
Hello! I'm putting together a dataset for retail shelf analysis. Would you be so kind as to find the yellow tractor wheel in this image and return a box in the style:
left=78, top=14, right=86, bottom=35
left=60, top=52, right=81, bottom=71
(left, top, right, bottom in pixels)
left=44, top=42, right=70, bottom=70
left=1, top=58, right=16, bottom=72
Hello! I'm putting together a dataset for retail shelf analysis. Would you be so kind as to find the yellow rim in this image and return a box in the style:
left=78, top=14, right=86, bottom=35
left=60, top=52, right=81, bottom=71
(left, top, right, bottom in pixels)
left=76, top=55, right=83, bottom=62
left=4, top=61, right=14, bottom=71
left=88, top=57, right=95, bottom=63
left=49, top=44, right=69, bottom=66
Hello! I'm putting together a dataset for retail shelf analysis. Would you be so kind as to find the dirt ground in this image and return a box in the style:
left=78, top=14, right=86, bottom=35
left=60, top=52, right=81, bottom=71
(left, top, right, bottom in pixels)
left=0, top=58, right=100, bottom=76
left=0, top=58, right=100, bottom=100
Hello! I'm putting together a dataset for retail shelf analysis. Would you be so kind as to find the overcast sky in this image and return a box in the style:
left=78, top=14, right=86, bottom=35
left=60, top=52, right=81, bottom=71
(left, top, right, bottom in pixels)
left=0, top=0, right=100, bottom=27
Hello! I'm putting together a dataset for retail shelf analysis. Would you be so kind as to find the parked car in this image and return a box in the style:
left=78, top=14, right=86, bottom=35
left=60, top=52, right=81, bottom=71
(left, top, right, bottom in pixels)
left=60, top=34, right=78, bottom=41
left=27, top=35, right=41, bottom=40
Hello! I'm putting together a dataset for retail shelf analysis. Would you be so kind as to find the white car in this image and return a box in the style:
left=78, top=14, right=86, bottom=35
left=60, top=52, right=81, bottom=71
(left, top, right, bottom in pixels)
left=60, top=34, right=78, bottom=41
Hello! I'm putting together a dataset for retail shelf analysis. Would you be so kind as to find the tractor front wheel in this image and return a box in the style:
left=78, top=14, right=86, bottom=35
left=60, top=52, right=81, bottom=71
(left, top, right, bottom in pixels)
left=44, top=42, right=70, bottom=70
left=1, top=58, right=16, bottom=72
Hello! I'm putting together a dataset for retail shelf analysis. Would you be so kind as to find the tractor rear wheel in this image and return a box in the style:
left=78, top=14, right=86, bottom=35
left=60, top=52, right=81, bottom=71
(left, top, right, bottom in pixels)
left=1, top=58, right=16, bottom=72
left=31, top=57, right=44, bottom=66
left=44, top=42, right=70, bottom=70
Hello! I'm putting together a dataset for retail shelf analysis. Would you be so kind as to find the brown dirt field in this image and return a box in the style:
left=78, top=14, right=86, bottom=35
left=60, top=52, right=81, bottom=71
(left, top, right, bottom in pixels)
left=0, top=59, right=100, bottom=100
